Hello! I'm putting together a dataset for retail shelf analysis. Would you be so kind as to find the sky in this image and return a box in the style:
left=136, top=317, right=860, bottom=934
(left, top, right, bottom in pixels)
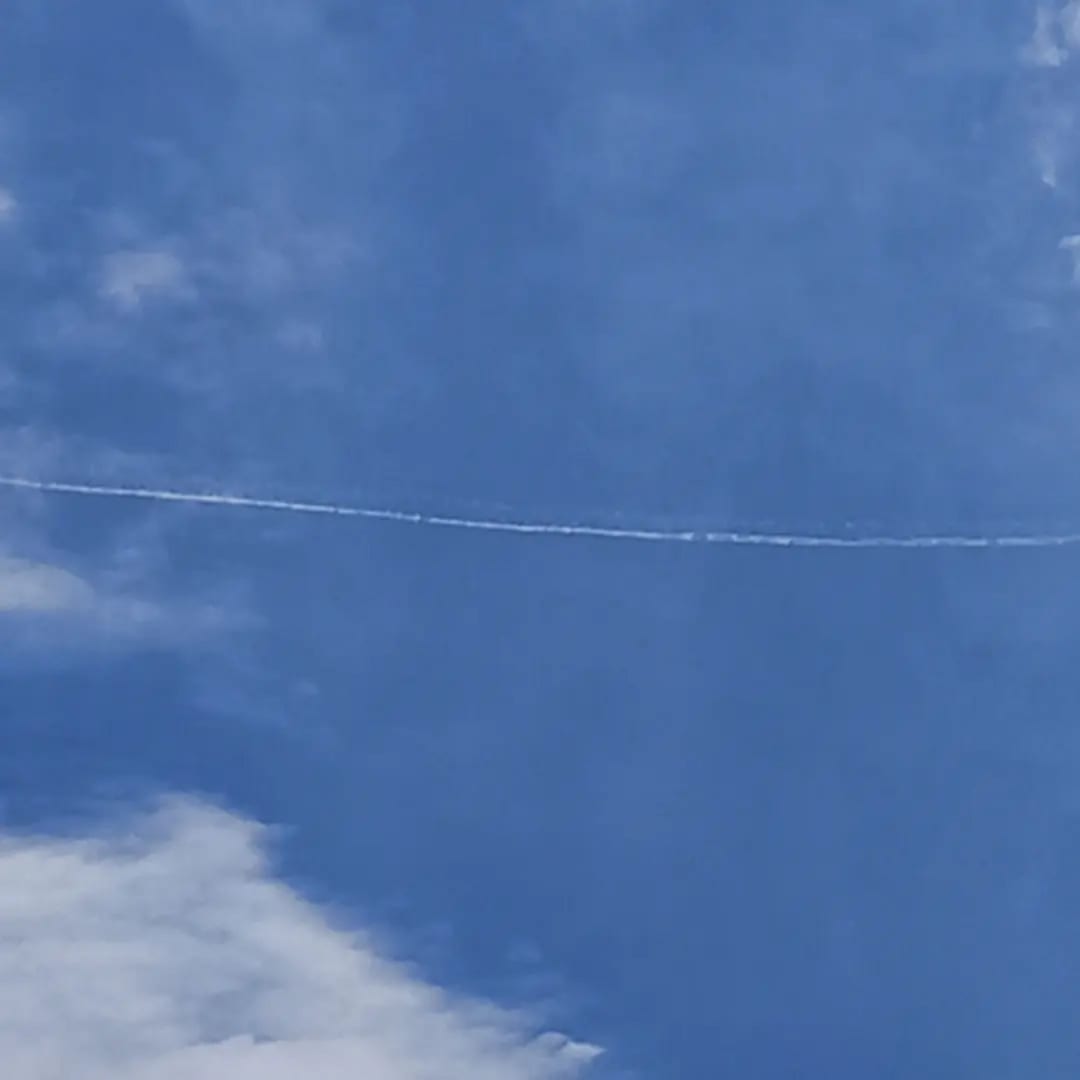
left=3, top=2, right=1080, bottom=1077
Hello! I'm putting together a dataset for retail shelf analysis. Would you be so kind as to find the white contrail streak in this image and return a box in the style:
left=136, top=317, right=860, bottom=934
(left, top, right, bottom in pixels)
left=1, top=475, right=1079, bottom=549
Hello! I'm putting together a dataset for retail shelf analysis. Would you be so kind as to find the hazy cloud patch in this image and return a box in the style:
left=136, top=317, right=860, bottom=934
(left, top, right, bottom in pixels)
left=0, top=186, right=16, bottom=224
left=0, top=530, right=244, bottom=666
left=0, top=549, right=166, bottom=657
left=0, top=556, right=94, bottom=613
left=99, top=249, right=190, bottom=311
left=1025, top=5, right=1069, bottom=66
left=1022, top=2, right=1080, bottom=66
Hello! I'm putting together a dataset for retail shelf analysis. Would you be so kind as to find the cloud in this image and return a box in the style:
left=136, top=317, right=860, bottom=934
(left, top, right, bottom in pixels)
left=98, top=249, right=190, bottom=311
left=1064, top=0, right=1080, bottom=48
left=1022, top=8, right=1080, bottom=252
left=1022, top=10, right=1077, bottom=193
left=0, top=186, right=16, bottom=224
left=0, top=540, right=238, bottom=665
left=0, top=556, right=94, bottom=613
left=0, top=799, right=602, bottom=1080
left=0, top=550, right=155, bottom=636
left=1025, top=5, right=1069, bottom=67
left=1058, top=234, right=1080, bottom=282
left=1023, top=2, right=1080, bottom=67
left=1, top=0, right=408, bottom=502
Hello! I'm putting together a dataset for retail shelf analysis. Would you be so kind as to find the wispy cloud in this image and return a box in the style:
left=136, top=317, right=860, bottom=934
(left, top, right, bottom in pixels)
left=0, top=551, right=163, bottom=642
left=1, top=0, right=409, bottom=504
left=1024, top=5, right=1070, bottom=67
left=0, top=798, right=602, bottom=1080
left=0, top=533, right=242, bottom=667
left=1063, top=0, right=1080, bottom=49
left=0, top=186, right=16, bottom=224
left=1023, top=4, right=1080, bottom=256
left=1058, top=233, right=1080, bottom=282
left=1020, top=2, right=1080, bottom=67
left=98, top=249, right=190, bottom=311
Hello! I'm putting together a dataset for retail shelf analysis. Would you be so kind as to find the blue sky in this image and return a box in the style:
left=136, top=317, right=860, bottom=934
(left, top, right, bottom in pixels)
left=3, top=2, right=1080, bottom=1077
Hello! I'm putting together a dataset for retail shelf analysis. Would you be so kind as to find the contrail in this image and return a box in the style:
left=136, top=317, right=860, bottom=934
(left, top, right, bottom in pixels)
left=2, top=474, right=1079, bottom=549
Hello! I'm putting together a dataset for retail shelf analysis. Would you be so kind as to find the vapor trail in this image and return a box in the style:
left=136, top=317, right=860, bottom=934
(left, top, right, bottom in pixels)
left=2, top=475, right=1079, bottom=549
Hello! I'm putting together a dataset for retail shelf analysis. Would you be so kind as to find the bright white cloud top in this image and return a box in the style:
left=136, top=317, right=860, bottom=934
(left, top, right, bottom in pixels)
left=0, top=799, right=601, bottom=1080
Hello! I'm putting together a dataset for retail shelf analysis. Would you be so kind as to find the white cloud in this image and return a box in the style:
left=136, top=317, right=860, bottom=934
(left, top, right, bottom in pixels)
left=0, top=550, right=156, bottom=634
left=99, top=249, right=190, bottom=311
left=0, top=545, right=233, bottom=659
left=0, top=799, right=603, bottom=1080
left=0, top=556, right=94, bottom=613
left=1023, top=2, right=1080, bottom=66
left=1025, top=5, right=1069, bottom=66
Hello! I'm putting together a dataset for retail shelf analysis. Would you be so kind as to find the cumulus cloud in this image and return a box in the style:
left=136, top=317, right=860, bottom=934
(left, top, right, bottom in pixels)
left=0, top=799, right=602, bottom=1080
left=99, top=249, right=190, bottom=311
